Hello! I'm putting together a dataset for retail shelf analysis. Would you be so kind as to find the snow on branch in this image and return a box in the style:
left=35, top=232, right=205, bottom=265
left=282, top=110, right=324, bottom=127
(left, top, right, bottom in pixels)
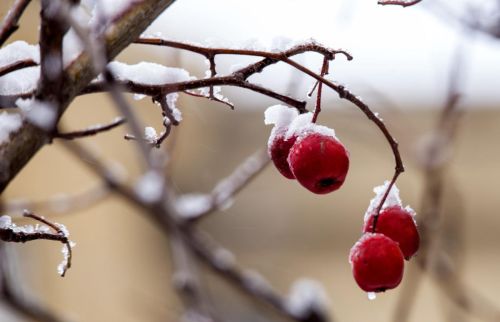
left=0, top=210, right=74, bottom=277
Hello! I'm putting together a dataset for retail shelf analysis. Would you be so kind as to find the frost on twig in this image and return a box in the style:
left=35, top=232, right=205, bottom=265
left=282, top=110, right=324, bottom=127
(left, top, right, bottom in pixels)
left=0, top=211, right=74, bottom=277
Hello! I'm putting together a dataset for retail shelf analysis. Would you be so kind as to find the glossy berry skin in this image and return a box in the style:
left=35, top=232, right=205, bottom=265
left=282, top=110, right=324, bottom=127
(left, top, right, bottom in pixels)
left=269, top=131, right=297, bottom=179
left=288, top=133, right=349, bottom=194
left=350, top=233, right=404, bottom=292
left=363, top=206, right=420, bottom=260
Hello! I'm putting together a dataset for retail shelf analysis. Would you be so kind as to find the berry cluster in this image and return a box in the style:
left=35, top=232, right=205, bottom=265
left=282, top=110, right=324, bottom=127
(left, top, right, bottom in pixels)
left=265, top=105, right=349, bottom=194
left=264, top=106, right=416, bottom=297
left=349, top=183, right=420, bottom=294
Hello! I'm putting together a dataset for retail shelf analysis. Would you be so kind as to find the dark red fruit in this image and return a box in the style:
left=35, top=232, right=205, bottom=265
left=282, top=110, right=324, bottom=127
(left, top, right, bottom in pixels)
left=349, top=233, right=404, bottom=292
left=363, top=206, right=419, bottom=260
left=288, top=133, right=349, bottom=194
left=268, top=130, right=297, bottom=179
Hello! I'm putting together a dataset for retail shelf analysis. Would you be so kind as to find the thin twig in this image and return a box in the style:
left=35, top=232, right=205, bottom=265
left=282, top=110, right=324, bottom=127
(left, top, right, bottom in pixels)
left=22, top=210, right=73, bottom=277
left=0, top=244, right=67, bottom=322
left=0, top=0, right=32, bottom=46
left=54, top=117, right=126, bottom=140
left=134, top=37, right=352, bottom=61
left=183, top=90, right=235, bottom=110
left=169, top=229, right=217, bottom=322
left=378, top=0, right=423, bottom=7
left=0, top=59, right=37, bottom=77
left=82, top=75, right=308, bottom=113
left=185, top=149, right=270, bottom=222
left=0, top=183, right=109, bottom=216
left=312, top=57, right=329, bottom=123
left=0, top=211, right=73, bottom=277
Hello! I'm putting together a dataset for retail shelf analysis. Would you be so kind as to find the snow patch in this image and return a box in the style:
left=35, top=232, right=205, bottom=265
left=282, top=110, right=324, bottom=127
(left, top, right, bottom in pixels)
left=264, top=105, right=299, bottom=127
left=104, top=61, right=192, bottom=85
left=134, top=171, right=164, bottom=203
left=0, top=41, right=40, bottom=68
left=364, top=181, right=416, bottom=223
left=0, top=67, right=39, bottom=95
left=0, top=112, right=22, bottom=144
left=144, top=126, right=158, bottom=143
left=286, top=279, right=329, bottom=318
left=166, top=93, right=182, bottom=123
left=175, top=193, right=212, bottom=219
left=16, top=98, right=57, bottom=130
left=285, top=112, right=337, bottom=141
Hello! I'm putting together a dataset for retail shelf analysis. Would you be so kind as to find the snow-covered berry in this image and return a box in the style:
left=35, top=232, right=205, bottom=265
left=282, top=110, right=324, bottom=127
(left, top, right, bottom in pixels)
left=363, top=206, right=419, bottom=260
left=268, top=129, right=297, bottom=179
left=288, top=133, right=349, bottom=194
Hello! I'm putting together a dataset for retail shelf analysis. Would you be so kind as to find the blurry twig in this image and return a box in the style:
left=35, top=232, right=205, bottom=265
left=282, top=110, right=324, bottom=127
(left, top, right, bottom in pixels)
left=0, top=183, right=109, bottom=216
left=393, top=22, right=500, bottom=322
left=0, top=243, right=68, bottom=322
left=181, top=149, right=270, bottom=222
left=0, top=0, right=32, bottom=46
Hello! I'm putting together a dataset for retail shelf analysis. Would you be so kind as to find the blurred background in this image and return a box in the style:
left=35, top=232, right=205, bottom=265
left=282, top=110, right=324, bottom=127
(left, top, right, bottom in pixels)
left=1, top=0, right=500, bottom=321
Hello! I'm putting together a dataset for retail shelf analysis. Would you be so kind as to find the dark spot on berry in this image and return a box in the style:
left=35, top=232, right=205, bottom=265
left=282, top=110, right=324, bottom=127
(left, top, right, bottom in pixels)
left=318, top=177, right=337, bottom=188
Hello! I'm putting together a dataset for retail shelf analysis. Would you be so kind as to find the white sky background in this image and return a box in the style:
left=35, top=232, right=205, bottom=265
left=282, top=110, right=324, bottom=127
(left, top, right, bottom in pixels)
left=143, top=0, right=500, bottom=109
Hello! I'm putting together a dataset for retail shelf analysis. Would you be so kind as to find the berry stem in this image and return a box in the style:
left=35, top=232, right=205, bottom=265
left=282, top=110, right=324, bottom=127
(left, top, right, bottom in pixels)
left=371, top=171, right=401, bottom=233
left=311, top=57, right=329, bottom=123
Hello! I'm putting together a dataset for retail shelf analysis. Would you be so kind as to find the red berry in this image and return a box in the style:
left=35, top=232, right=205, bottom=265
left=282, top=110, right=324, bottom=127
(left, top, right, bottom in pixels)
left=363, top=206, right=420, bottom=260
left=268, top=129, right=297, bottom=179
left=288, top=133, right=349, bottom=194
left=349, top=233, right=404, bottom=292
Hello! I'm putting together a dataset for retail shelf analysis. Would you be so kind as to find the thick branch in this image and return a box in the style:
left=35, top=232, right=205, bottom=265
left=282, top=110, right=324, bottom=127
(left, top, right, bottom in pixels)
left=0, top=0, right=178, bottom=193
left=82, top=76, right=308, bottom=112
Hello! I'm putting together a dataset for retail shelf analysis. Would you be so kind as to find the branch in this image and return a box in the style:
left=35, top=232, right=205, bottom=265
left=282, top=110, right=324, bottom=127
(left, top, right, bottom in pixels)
left=378, top=0, right=423, bottom=7
left=183, top=90, right=235, bottom=110
left=169, top=230, right=217, bottom=322
left=54, top=117, right=125, bottom=140
left=60, top=139, right=328, bottom=322
left=179, top=149, right=270, bottom=222
left=82, top=75, right=308, bottom=112
left=179, top=225, right=328, bottom=322
left=37, top=0, right=68, bottom=111
left=0, top=243, right=68, bottom=322
left=0, top=183, right=109, bottom=215
left=0, top=0, right=178, bottom=193
left=0, top=59, right=37, bottom=77
left=0, top=211, right=73, bottom=277
left=0, top=0, right=32, bottom=46
left=134, top=37, right=352, bottom=61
